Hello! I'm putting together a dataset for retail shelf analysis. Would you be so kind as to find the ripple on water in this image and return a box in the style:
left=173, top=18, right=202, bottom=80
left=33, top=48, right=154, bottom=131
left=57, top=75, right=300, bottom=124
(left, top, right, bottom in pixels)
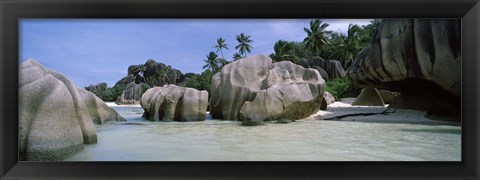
left=64, top=106, right=461, bottom=161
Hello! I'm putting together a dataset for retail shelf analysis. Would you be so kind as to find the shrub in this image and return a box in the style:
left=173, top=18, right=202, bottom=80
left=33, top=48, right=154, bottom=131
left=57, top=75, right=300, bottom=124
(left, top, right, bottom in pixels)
left=325, top=76, right=362, bottom=99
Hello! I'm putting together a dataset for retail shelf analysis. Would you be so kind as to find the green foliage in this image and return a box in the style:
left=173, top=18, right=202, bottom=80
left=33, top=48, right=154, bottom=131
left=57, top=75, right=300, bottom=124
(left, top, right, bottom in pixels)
left=303, top=19, right=332, bottom=57
left=235, top=33, right=253, bottom=57
left=140, top=83, right=150, bottom=94
left=270, top=19, right=381, bottom=69
left=232, top=52, right=243, bottom=60
left=203, top=51, right=221, bottom=72
left=146, top=66, right=171, bottom=86
left=102, top=87, right=118, bottom=102
left=325, top=76, right=362, bottom=99
left=185, top=70, right=214, bottom=96
left=214, top=37, right=229, bottom=60
left=269, top=40, right=312, bottom=63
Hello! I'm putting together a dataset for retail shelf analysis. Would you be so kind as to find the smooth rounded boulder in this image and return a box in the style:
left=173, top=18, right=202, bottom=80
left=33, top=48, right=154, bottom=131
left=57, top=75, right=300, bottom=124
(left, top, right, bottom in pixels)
left=210, top=55, right=325, bottom=121
left=141, top=84, right=208, bottom=122
left=19, top=59, right=126, bottom=161
left=306, top=56, right=346, bottom=81
left=78, top=88, right=127, bottom=124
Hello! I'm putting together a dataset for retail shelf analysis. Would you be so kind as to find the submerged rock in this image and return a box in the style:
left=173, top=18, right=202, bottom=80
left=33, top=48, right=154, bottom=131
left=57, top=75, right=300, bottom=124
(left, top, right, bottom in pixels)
left=241, top=120, right=265, bottom=126
left=210, top=55, right=325, bottom=121
left=19, top=59, right=125, bottom=161
left=141, top=84, right=208, bottom=122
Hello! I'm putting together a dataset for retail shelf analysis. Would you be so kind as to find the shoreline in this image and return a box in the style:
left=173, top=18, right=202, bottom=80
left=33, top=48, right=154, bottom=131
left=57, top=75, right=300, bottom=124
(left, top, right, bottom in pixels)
left=107, top=98, right=460, bottom=127
left=105, top=102, right=141, bottom=108
left=306, top=98, right=460, bottom=126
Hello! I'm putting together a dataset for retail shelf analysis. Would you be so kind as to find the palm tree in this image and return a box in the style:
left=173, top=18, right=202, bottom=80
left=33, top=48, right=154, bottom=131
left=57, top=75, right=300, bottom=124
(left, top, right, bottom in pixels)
left=232, top=52, right=243, bottom=60
left=213, top=37, right=229, bottom=60
left=271, top=40, right=296, bottom=62
left=218, top=58, right=229, bottom=67
left=235, top=33, right=253, bottom=57
left=202, top=51, right=220, bottom=72
left=331, top=24, right=364, bottom=68
left=303, top=19, right=332, bottom=57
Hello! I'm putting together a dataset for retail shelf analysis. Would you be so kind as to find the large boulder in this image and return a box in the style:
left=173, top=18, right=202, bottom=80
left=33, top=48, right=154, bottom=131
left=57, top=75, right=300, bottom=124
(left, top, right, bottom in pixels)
left=141, top=84, right=208, bottom=122
left=346, top=19, right=461, bottom=121
left=321, top=91, right=336, bottom=110
left=352, top=87, right=385, bottom=106
left=116, top=82, right=150, bottom=105
left=128, top=65, right=141, bottom=76
left=210, top=55, right=325, bottom=121
left=78, top=88, right=126, bottom=124
left=115, top=74, right=135, bottom=86
left=311, top=65, right=330, bottom=81
left=307, top=56, right=346, bottom=81
left=19, top=59, right=125, bottom=160
left=378, top=89, right=400, bottom=104
left=143, top=59, right=184, bottom=86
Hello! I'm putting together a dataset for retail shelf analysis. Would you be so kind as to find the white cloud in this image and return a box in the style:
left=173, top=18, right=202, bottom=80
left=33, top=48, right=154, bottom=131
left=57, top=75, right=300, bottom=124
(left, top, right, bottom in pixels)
left=324, top=19, right=373, bottom=34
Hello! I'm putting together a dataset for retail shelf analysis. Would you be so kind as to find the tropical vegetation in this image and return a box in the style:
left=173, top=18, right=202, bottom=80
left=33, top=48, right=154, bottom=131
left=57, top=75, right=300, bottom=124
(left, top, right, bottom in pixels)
left=88, top=19, right=381, bottom=101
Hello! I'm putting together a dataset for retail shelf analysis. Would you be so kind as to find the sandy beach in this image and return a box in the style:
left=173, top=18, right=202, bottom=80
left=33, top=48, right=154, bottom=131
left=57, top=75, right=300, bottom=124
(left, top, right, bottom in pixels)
left=105, top=102, right=142, bottom=108
left=306, top=98, right=460, bottom=126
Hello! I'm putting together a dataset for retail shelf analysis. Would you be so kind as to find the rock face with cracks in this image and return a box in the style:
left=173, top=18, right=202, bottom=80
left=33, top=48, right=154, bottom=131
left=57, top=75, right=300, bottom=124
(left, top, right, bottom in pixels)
left=346, top=19, right=461, bottom=121
left=19, top=59, right=125, bottom=161
left=210, top=55, right=326, bottom=121
left=141, top=84, right=208, bottom=122
left=116, top=82, right=149, bottom=105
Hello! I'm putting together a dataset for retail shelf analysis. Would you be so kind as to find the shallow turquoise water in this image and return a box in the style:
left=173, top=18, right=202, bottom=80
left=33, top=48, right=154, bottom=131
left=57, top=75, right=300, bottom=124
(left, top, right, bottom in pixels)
left=64, top=106, right=461, bottom=161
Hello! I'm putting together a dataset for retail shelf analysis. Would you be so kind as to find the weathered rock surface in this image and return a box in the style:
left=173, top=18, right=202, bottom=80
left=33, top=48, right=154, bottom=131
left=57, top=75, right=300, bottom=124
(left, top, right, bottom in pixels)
left=352, top=87, right=385, bottom=106
left=116, top=82, right=149, bottom=105
left=141, top=84, right=208, bottom=122
left=210, top=55, right=325, bottom=121
left=143, top=59, right=184, bottom=86
left=19, top=59, right=125, bottom=161
left=346, top=19, right=461, bottom=121
left=378, top=89, right=400, bottom=104
left=311, top=65, right=329, bottom=82
left=306, top=56, right=346, bottom=81
left=321, top=91, right=336, bottom=110
left=78, top=88, right=126, bottom=124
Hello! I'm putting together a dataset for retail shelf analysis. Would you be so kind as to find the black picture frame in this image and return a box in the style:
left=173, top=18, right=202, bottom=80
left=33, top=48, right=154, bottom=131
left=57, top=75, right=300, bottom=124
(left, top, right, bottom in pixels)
left=1, top=0, right=479, bottom=179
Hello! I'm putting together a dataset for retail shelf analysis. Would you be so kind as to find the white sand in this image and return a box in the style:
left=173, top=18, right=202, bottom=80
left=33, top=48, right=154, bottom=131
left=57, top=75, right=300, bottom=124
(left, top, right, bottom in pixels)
left=105, top=102, right=141, bottom=107
left=305, top=98, right=460, bottom=126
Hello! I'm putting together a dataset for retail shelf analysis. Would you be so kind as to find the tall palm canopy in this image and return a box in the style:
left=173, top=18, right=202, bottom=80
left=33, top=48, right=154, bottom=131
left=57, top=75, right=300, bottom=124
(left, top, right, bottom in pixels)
left=332, top=24, right=363, bottom=68
left=213, top=37, right=229, bottom=60
left=232, top=52, right=243, bottom=60
left=303, top=19, right=331, bottom=57
left=235, top=33, right=253, bottom=57
left=271, top=40, right=296, bottom=62
left=202, top=51, right=220, bottom=72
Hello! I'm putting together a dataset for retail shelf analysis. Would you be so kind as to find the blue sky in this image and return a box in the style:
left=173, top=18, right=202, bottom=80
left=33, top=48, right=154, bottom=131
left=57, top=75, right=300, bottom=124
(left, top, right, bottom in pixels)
left=20, top=19, right=371, bottom=88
